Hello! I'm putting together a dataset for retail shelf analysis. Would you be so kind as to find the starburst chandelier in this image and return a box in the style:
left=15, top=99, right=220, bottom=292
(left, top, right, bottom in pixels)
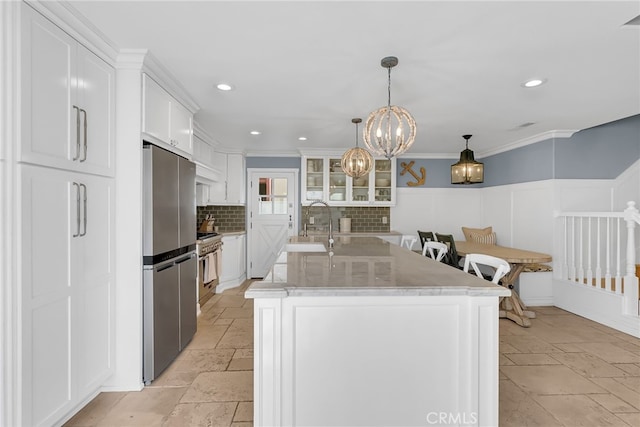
left=363, top=56, right=417, bottom=159
left=341, top=118, right=373, bottom=178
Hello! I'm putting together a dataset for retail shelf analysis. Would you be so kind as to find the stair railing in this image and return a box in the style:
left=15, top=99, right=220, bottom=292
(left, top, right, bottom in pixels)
left=556, top=201, right=639, bottom=316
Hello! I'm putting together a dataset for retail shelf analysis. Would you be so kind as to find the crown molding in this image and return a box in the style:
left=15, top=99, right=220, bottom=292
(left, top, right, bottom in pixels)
left=27, top=1, right=119, bottom=64
left=477, top=130, right=578, bottom=158
left=245, top=151, right=301, bottom=157
left=115, top=49, right=147, bottom=70
left=193, top=122, right=219, bottom=147
left=141, top=52, right=200, bottom=114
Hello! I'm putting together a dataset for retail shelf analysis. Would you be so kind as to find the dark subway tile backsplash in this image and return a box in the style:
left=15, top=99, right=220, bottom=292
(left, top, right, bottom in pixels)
left=304, top=206, right=390, bottom=233
left=197, top=205, right=246, bottom=233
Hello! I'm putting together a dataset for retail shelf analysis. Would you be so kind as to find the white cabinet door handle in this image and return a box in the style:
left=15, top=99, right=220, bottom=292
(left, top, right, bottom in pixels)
left=79, top=108, right=87, bottom=162
left=72, top=106, right=81, bottom=161
left=79, top=183, right=87, bottom=236
left=72, top=182, right=81, bottom=237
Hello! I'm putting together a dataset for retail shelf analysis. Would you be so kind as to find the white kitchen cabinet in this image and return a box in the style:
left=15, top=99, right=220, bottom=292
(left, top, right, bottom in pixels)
left=301, top=155, right=396, bottom=206
left=170, top=100, right=193, bottom=153
left=193, top=135, right=215, bottom=169
left=20, top=5, right=115, bottom=177
left=209, top=152, right=246, bottom=205
left=196, top=183, right=210, bottom=206
left=226, top=154, right=245, bottom=204
left=218, top=233, right=247, bottom=292
left=142, top=73, right=193, bottom=156
left=20, top=164, right=114, bottom=426
left=18, top=5, right=115, bottom=426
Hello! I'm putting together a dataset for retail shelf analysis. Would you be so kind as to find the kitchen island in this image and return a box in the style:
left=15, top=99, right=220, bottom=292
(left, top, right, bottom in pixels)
left=245, top=236, right=510, bottom=427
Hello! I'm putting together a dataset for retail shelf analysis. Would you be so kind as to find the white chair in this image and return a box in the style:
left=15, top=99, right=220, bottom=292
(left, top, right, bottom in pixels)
left=400, top=235, right=418, bottom=251
left=422, top=241, right=448, bottom=262
left=463, top=253, right=511, bottom=284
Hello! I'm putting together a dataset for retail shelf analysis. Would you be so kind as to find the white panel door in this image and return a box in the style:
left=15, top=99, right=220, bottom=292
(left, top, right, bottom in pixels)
left=170, top=100, right=193, bottom=155
left=226, top=154, right=245, bottom=204
left=76, top=44, right=115, bottom=175
left=248, top=170, right=298, bottom=278
left=20, top=165, right=75, bottom=426
left=142, top=74, right=171, bottom=142
left=74, top=175, right=115, bottom=396
left=20, top=5, right=77, bottom=168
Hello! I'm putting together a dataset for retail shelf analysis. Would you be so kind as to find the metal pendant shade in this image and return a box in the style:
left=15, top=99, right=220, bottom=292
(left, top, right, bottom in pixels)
left=363, top=56, right=417, bottom=159
left=341, top=118, right=373, bottom=178
left=451, top=134, right=484, bottom=184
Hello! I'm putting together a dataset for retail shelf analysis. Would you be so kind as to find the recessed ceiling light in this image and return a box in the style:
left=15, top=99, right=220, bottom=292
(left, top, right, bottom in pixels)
left=216, top=83, right=233, bottom=91
left=250, top=131, right=261, bottom=135
left=298, top=137, right=307, bottom=141
left=522, top=78, right=547, bottom=88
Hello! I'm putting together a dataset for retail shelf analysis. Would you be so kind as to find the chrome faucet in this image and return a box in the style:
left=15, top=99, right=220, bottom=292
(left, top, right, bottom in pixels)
left=307, top=200, right=334, bottom=249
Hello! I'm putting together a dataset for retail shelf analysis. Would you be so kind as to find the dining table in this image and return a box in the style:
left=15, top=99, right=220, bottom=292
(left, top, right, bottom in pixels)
left=456, top=241, right=552, bottom=327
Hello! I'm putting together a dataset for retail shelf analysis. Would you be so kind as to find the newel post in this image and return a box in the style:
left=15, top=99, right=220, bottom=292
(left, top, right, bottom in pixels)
left=623, top=201, right=639, bottom=316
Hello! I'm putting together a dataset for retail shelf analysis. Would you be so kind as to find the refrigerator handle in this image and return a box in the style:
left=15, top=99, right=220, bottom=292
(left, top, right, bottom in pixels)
left=156, top=262, right=175, bottom=273
left=175, top=253, right=196, bottom=264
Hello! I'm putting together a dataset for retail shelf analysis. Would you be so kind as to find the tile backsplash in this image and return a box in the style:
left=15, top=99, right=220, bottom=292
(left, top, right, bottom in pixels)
left=304, top=206, right=390, bottom=233
left=197, top=205, right=389, bottom=234
left=197, top=205, right=246, bottom=233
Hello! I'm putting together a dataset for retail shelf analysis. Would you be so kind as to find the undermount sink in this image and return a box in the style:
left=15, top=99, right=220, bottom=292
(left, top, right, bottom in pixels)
left=284, top=243, right=327, bottom=253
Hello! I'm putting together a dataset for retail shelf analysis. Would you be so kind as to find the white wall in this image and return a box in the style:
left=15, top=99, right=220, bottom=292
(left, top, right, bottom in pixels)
left=392, top=160, right=639, bottom=253
left=391, top=160, right=639, bottom=306
left=391, top=181, right=555, bottom=255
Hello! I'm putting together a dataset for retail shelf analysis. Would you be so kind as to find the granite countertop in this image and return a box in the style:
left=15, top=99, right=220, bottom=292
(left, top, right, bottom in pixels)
left=245, top=235, right=511, bottom=298
left=304, top=230, right=401, bottom=236
left=220, top=230, right=246, bottom=237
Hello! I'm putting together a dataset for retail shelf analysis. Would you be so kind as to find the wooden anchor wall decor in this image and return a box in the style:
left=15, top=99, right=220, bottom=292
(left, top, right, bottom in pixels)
left=400, top=161, right=426, bottom=186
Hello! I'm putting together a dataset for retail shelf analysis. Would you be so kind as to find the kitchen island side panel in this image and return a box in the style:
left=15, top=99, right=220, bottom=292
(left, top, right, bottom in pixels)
left=253, top=295, right=499, bottom=427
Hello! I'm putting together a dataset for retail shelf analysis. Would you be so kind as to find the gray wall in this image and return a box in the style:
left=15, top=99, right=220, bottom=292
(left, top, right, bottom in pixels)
left=554, top=115, right=640, bottom=179
left=397, top=114, right=640, bottom=188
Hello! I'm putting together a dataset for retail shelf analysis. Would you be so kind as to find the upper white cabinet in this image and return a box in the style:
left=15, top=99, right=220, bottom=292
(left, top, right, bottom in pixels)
left=209, top=152, right=245, bottom=205
left=193, top=135, right=216, bottom=169
left=301, top=155, right=396, bottom=206
left=20, top=6, right=115, bottom=177
left=142, top=73, right=193, bottom=156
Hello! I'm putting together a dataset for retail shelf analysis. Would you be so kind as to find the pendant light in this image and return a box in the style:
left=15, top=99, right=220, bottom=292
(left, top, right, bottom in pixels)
left=341, top=118, right=373, bottom=178
left=363, top=56, right=417, bottom=159
left=451, top=134, right=484, bottom=184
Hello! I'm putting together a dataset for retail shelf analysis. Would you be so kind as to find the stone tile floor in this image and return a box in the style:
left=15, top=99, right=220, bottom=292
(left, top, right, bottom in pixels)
left=66, top=281, right=640, bottom=426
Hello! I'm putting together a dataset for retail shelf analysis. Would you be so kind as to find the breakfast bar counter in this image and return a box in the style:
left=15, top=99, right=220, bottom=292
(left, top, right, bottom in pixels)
left=246, top=236, right=510, bottom=427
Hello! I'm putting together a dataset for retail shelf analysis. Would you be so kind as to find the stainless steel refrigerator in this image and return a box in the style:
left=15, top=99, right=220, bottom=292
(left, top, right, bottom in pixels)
left=142, top=142, right=197, bottom=384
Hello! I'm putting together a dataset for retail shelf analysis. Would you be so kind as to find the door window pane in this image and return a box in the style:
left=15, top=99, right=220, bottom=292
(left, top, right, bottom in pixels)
left=258, top=177, right=288, bottom=214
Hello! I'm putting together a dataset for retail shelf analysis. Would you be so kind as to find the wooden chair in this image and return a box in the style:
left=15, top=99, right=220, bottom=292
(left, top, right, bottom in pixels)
left=417, top=230, right=437, bottom=250
left=434, top=233, right=462, bottom=269
left=422, top=241, right=448, bottom=262
left=463, top=253, right=511, bottom=284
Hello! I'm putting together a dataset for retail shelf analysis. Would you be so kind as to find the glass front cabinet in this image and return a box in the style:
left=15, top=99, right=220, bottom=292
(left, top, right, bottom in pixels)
left=301, top=155, right=396, bottom=206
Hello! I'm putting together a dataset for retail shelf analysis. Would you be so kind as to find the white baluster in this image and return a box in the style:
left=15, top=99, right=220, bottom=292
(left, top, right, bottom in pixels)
left=624, top=201, right=639, bottom=315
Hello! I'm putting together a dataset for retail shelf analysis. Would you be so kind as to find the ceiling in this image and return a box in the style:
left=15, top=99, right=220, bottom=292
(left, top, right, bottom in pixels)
left=69, top=1, right=640, bottom=158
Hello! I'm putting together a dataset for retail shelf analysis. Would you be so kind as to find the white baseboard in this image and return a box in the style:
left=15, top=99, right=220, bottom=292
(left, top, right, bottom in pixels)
left=553, top=279, right=640, bottom=338
left=521, top=296, right=555, bottom=306
left=216, top=274, right=247, bottom=294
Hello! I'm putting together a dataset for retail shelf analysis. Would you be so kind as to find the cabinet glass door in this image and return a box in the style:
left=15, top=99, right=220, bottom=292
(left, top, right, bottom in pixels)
left=374, top=159, right=392, bottom=202
left=305, top=158, right=324, bottom=201
left=328, top=158, right=346, bottom=203
left=351, top=173, right=369, bottom=203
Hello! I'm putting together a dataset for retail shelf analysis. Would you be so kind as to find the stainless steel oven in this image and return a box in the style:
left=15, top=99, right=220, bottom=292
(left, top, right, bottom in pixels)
left=196, top=232, right=223, bottom=307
